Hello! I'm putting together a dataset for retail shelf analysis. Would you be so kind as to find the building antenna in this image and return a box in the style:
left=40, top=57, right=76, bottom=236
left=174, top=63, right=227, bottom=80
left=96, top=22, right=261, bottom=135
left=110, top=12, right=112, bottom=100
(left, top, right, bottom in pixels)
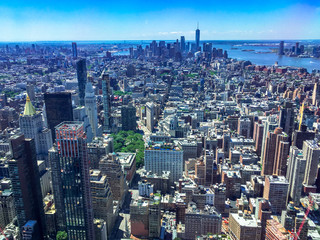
left=197, top=22, right=199, bottom=29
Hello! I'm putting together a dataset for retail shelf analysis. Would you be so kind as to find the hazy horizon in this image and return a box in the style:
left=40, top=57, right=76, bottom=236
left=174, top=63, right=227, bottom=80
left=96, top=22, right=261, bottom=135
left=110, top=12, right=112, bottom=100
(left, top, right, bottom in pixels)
left=1, top=0, right=319, bottom=41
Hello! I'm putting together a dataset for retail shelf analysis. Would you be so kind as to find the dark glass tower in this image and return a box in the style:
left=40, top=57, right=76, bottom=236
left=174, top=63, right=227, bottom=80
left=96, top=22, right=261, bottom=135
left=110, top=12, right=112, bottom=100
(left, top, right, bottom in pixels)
left=180, top=36, right=185, bottom=52
left=72, top=42, right=78, bottom=59
left=76, top=59, right=87, bottom=106
left=44, top=92, right=73, bottom=141
left=49, top=122, right=95, bottom=240
left=101, top=70, right=111, bottom=133
left=121, top=105, right=136, bottom=131
left=8, top=135, right=46, bottom=239
left=195, top=24, right=200, bottom=50
left=278, top=41, right=284, bottom=55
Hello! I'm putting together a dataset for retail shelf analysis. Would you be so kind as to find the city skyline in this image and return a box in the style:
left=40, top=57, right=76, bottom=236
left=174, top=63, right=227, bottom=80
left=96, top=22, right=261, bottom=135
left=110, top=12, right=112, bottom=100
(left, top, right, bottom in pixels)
left=1, top=0, right=320, bottom=41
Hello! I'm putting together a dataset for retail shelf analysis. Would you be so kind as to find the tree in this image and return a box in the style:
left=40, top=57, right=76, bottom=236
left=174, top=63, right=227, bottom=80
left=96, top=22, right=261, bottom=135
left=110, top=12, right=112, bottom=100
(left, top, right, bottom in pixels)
left=56, top=231, right=67, bottom=240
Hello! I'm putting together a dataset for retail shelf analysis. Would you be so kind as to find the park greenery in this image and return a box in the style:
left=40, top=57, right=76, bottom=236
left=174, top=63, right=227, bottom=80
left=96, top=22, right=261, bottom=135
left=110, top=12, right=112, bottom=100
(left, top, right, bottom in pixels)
left=2, top=90, right=20, bottom=98
left=113, top=90, right=132, bottom=96
left=56, top=231, right=67, bottom=240
left=111, top=130, right=145, bottom=168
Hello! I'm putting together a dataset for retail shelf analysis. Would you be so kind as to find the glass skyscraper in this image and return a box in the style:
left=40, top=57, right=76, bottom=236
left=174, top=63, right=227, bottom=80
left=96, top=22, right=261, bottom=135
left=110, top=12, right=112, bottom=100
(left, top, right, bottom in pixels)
left=49, top=122, right=95, bottom=239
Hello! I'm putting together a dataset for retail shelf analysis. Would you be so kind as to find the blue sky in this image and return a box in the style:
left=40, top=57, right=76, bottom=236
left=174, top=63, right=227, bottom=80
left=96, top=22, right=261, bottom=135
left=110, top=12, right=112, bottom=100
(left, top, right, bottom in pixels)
left=1, top=0, right=320, bottom=41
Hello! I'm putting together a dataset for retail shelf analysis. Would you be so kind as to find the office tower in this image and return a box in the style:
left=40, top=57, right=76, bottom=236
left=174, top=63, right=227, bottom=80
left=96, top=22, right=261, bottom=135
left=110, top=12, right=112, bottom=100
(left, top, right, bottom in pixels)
left=185, top=204, right=221, bottom=240
left=72, top=42, right=77, bottom=58
left=273, top=131, right=290, bottom=176
left=101, top=70, right=111, bottom=133
left=312, top=82, right=320, bottom=106
left=76, top=58, right=87, bottom=106
left=286, top=146, right=306, bottom=205
left=257, top=200, right=271, bottom=240
left=44, top=92, right=73, bottom=141
left=195, top=23, right=200, bottom=50
left=99, top=153, right=127, bottom=205
left=26, top=84, right=35, bottom=102
left=295, top=42, right=299, bottom=55
left=121, top=105, right=136, bottom=131
left=0, top=190, right=16, bottom=230
left=49, top=122, right=95, bottom=239
left=8, top=135, right=46, bottom=237
left=253, top=120, right=264, bottom=156
left=237, top=117, right=251, bottom=138
left=90, top=170, right=114, bottom=236
left=260, top=116, right=278, bottom=163
left=145, top=143, right=183, bottom=183
left=146, top=102, right=155, bottom=132
left=278, top=41, right=284, bottom=55
left=279, top=101, right=295, bottom=141
left=85, top=82, right=99, bottom=138
left=229, top=211, right=262, bottom=240
left=22, top=220, right=41, bottom=240
left=302, top=140, right=320, bottom=186
left=292, top=125, right=315, bottom=149
left=180, top=36, right=185, bottom=52
left=262, top=127, right=289, bottom=176
left=221, top=171, right=241, bottom=199
left=263, top=175, right=289, bottom=214
left=19, top=96, right=53, bottom=162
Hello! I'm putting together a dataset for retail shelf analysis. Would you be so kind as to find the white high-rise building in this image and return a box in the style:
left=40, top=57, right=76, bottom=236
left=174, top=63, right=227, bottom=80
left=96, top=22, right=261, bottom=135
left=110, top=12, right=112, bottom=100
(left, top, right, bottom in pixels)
left=19, top=95, right=53, bottom=164
left=145, top=144, right=183, bottom=183
left=286, top=146, right=306, bottom=205
left=73, top=106, right=93, bottom=143
left=85, top=82, right=99, bottom=138
left=303, top=140, right=320, bottom=186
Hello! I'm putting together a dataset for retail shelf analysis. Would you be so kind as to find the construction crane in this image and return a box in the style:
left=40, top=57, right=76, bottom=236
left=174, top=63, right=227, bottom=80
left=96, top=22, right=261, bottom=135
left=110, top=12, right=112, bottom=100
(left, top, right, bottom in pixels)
left=298, top=102, right=305, bottom=131
left=291, top=199, right=314, bottom=240
left=0, top=226, right=8, bottom=240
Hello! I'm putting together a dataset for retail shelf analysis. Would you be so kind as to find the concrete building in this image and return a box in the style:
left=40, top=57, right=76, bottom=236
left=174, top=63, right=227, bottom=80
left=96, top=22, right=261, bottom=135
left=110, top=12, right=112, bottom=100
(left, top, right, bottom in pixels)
left=221, top=170, right=241, bottom=199
left=238, top=117, right=251, bottom=138
left=94, top=219, right=108, bottom=240
left=229, top=210, right=262, bottom=240
left=19, top=96, right=53, bottom=163
left=73, top=106, right=93, bottom=143
left=185, top=203, right=222, bottom=240
left=146, top=102, right=155, bottom=132
left=138, top=181, right=154, bottom=197
left=0, top=189, right=16, bottom=230
left=90, top=170, right=113, bottom=237
left=145, top=143, right=183, bottom=183
left=99, top=153, right=127, bottom=205
left=101, top=71, right=112, bottom=133
left=263, top=175, right=289, bottom=214
left=265, top=219, right=290, bottom=240
left=85, top=82, right=99, bottom=138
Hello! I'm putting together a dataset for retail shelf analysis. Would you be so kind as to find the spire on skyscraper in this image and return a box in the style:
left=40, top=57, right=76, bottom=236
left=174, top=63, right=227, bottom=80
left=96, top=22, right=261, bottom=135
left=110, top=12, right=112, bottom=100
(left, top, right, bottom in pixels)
left=23, top=95, right=36, bottom=116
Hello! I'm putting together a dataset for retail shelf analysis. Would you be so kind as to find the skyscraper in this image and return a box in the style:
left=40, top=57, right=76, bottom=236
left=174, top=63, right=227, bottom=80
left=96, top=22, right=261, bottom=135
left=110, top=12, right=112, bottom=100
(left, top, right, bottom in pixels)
left=49, top=122, right=95, bottom=239
left=278, top=41, right=284, bottom=55
left=180, top=36, right=185, bottom=52
left=44, top=92, right=73, bottom=141
left=279, top=101, right=295, bottom=142
left=19, top=96, right=53, bottom=163
left=302, top=140, right=320, bottom=187
left=8, top=135, right=46, bottom=238
left=72, top=42, right=78, bottom=59
left=121, top=105, right=136, bottom=131
left=101, top=70, right=111, bottom=133
left=262, top=127, right=289, bottom=176
left=286, top=146, right=306, bottom=205
left=146, top=102, right=155, bottom=132
left=76, top=58, right=87, bottom=106
left=195, top=23, right=200, bottom=50
left=85, top=82, right=99, bottom=138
